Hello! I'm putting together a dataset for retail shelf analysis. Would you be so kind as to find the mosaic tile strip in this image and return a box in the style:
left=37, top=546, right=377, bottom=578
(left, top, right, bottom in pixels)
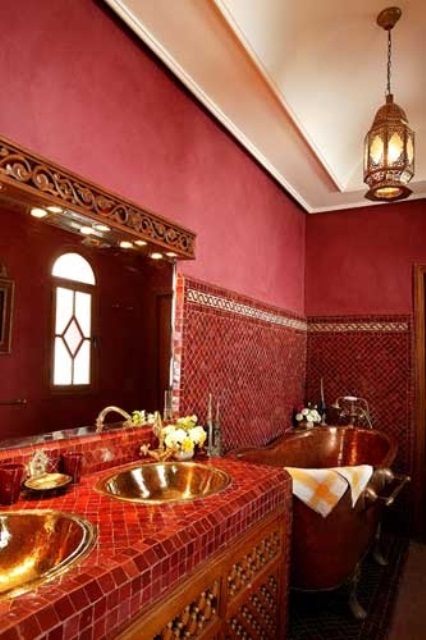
left=186, top=288, right=307, bottom=331
left=309, top=321, right=409, bottom=333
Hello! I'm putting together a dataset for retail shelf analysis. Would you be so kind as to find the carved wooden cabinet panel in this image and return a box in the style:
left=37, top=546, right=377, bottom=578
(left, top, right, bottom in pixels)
left=224, top=573, right=281, bottom=640
left=117, top=511, right=288, bottom=640
left=223, top=517, right=286, bottom=640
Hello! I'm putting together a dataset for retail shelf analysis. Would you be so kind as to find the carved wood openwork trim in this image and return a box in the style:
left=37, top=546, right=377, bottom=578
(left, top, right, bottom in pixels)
left=226, top=529, right=281, bottom=601
left=153, top=580, right=220, bottom=639
left=226, top=574, right=279, bottom=640
left=0, top=134, right=196, bottom=259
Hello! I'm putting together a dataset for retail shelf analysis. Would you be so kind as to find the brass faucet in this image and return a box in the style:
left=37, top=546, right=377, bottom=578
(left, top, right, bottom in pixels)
left=139, top=411, right=173, bottom=462
left=95, top=406, right=132, bottom=432
left=332, top=396, right=373, bottom=429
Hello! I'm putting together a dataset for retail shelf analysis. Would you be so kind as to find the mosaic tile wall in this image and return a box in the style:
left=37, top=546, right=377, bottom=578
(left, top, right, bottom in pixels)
left=173, top=277, right=414, bottom=474
left=306, top=315, right=413, bottom=475
left=174, top=275, right=307, bottom=451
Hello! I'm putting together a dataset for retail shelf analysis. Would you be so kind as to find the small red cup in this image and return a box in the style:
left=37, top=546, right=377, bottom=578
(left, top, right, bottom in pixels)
left=0, top=463, right=25, bottom=504
left=61, top=452, right=84, bottom=484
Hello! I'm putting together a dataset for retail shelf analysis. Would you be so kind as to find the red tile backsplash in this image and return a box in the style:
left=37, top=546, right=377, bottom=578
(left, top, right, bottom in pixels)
left=306, top=315, right=413, bottom=475
left=174, top=275, right=307, bottom=451
left=0, top=427, right=153, bottom=476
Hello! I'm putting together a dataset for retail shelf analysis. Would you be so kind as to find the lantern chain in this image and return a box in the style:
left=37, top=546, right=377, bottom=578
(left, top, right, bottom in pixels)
left=386, top=28, right=392, bottom=96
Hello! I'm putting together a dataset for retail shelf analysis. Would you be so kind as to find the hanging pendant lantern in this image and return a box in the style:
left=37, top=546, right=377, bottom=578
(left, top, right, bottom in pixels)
left=364, top=7, right=415, bottom=202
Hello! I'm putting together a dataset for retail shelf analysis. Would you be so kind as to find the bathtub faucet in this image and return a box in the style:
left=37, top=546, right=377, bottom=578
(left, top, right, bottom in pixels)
left=332, top=396, right=373, bottom=429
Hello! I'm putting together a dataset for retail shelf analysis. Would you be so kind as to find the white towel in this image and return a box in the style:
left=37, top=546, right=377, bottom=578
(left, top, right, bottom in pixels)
left=331, top=465, right=373, bottom=507
left=285, top=464, right=374, bottom=517
left=285, top=467, right=348, bottom=517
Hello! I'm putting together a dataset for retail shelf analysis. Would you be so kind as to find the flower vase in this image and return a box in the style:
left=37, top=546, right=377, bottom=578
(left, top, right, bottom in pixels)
left=174, top=449, right=194, bottom=461
left=295, top=420, right=314, bottom=430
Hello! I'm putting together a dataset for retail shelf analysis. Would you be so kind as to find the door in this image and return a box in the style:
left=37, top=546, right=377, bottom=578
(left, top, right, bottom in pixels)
left=414, top=265, right=426, bottom=539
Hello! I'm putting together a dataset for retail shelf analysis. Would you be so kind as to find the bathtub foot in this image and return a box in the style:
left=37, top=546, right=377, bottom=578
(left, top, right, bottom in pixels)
left=348, top=590, right=367, bottom=620
left=347, top=566, right=367, bottom=620
left=372, top=524, right=389, bottom=566
left=372, top=545, right=388, bottom=566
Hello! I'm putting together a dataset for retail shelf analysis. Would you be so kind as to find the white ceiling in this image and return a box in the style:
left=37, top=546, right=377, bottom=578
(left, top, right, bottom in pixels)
left=104, top=0, right=426, bottom=213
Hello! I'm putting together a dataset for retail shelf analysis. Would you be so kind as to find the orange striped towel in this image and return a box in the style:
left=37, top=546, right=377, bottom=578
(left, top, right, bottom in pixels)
left=285, top=467, right=348, bottom=517
left=331, top=465, right=373, bottom=507
left=285, top=465, right=374, bottom=517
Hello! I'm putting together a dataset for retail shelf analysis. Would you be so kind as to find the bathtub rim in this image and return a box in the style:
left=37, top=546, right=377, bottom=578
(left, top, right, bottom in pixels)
left=227, top=425, right=398, bottom=470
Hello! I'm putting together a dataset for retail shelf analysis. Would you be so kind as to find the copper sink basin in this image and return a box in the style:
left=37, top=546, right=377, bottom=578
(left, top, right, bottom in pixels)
left=96, top=461, right=232, bottom=504
left=0, top=510, right=97, bottom=599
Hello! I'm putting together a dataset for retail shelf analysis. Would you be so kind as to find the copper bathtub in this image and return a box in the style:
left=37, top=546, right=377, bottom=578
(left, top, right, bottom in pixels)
left=231, top=427, right=408, bottom=598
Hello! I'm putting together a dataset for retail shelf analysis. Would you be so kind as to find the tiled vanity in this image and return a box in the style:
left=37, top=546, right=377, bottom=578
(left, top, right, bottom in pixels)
left=0, top=428, right=292, bottom=639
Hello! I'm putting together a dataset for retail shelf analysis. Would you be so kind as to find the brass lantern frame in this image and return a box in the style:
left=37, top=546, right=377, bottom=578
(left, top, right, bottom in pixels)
left=363, top=7, right=415, bottom=202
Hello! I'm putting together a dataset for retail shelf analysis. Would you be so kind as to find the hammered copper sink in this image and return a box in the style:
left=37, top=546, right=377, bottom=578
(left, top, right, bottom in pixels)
left=96, top=461, right=232, bottom=504
left=0, top=510, right=97, bottom=599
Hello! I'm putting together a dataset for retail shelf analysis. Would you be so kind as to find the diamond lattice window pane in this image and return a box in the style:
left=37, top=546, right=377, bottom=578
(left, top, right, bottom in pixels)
left=63, top=319, right=84, bottom=356
left=74, top=340, right=91, bottom=385
left=75, top=291, right=91, bottom=337
left=55, top=288, right=74, bottom=334
left=53, top=338, right=72, bottom=385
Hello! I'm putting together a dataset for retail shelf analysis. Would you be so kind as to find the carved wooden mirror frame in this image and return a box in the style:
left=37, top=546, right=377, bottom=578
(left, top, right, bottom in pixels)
left=0, top=134, right=196, bottom=260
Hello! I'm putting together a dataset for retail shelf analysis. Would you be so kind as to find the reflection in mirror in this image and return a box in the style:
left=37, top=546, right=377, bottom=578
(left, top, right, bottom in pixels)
left=0, top=203, right=174, bottom=448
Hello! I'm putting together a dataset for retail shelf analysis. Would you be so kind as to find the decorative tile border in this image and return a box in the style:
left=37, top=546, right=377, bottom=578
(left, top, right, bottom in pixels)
left=309, top=321, right=409, bottom=333
left=186, top=288, right=307, bottom=331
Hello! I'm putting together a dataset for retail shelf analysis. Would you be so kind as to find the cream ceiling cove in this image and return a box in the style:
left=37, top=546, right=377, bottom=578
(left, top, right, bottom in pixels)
left=104, top=0, right=426, bottom=212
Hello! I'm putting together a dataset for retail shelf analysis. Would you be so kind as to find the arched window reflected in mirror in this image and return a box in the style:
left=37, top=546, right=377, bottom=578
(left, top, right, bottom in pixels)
left=51, top=253, right=96, bottom=387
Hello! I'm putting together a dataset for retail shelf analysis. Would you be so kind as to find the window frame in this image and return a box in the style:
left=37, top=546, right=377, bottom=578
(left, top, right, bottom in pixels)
left=49, top=267, right=98, bottom=395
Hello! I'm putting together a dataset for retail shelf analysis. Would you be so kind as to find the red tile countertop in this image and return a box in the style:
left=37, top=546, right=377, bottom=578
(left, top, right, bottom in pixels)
left=0, top=441, right=291, bottom=640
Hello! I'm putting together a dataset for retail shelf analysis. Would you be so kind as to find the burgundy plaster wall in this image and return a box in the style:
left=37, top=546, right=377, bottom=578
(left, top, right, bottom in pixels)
left=0, top=0, right=305, bottom=314
left=305, top=199, right=426, bottom=316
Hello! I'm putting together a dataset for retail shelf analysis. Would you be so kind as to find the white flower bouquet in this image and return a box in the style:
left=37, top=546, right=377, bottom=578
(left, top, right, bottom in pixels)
left=162, top=415, right=206, bottom=459
left=131, top=410, right=155, bottom=426
left=294, top=404, right=322, bottom=428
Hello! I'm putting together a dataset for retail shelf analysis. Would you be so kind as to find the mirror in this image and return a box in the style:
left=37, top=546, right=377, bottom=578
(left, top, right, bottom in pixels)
left=0, top=134, right=196, bottom=450
left=0, top=202, right=174, bottom=448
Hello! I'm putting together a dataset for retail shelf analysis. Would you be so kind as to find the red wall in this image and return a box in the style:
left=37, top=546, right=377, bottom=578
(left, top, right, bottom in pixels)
left=305, top=199, right=426, bottom=316
left=0, top=0, right=305, bottom=314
